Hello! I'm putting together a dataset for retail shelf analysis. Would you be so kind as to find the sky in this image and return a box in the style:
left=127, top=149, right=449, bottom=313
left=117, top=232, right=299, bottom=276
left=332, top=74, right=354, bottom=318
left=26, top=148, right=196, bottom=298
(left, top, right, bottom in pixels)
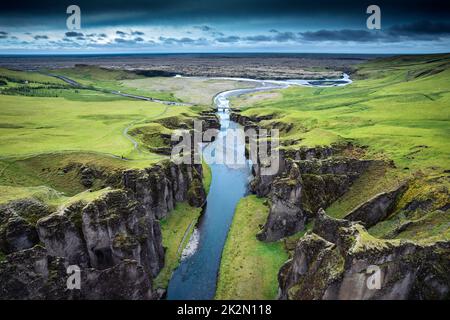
left=0, top=0, right=449, bottom=54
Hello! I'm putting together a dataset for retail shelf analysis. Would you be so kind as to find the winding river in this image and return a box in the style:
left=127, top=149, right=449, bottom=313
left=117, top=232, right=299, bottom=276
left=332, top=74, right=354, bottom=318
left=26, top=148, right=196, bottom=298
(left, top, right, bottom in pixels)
left=166, top=75, right=352, bottom=300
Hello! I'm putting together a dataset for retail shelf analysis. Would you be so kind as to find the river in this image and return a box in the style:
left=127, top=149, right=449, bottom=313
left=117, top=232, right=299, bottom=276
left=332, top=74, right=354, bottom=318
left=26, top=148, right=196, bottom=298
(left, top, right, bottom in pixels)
left=166, top=75, right=351, bottom=300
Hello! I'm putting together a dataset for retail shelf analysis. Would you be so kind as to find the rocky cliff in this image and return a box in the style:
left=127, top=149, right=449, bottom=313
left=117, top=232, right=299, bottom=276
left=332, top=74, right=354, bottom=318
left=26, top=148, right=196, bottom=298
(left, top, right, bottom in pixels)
left=231, top=110, right=377, bottom=241
left=0, top=160, right=206, bottom=300
left=252, top=147, right=374, bottom=241
left=279, top=209, right=450, bottom=300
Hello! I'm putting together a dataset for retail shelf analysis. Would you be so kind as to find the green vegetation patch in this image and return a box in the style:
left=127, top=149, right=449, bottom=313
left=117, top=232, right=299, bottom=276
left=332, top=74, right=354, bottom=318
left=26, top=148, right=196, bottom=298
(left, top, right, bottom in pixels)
left=232, top=54, right=450, bottom=175
left=202, top=160, right=212, bottom=194
left=216, top=195, right=288, bottom=300
left=153, top=202, right=203, bottom=289
left=232, top=54, right=450, bottom=244
left=48, top=65, right=180, bottom=102
left=0, top=94, right=187, bottom=160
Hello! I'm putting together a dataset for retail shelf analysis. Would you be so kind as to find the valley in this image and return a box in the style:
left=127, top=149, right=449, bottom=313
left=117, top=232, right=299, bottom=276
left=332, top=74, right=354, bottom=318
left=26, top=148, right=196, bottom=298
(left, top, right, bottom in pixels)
left=0, top=53, right=448, bottom=300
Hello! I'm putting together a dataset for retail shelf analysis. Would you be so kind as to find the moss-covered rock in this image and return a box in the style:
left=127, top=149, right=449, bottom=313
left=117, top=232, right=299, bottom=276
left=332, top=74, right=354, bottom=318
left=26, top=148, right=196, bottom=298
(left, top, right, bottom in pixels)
left=279, top=210, right=450, bottom=300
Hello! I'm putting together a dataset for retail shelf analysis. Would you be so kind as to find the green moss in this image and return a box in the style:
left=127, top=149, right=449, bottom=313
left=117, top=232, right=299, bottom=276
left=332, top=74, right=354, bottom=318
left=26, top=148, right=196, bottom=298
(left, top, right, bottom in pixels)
left=112, top=233, right=139, bottom=249
left=216, top=195, right=289, bottom=300
left=283, top=221, right=314, bottom=255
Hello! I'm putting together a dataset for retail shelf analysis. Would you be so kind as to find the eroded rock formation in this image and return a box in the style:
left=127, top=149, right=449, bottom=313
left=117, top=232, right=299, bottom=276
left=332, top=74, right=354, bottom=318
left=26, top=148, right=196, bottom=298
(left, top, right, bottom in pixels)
left=344, top=183, right=408, bottom=227
left=252, top=148, right=373, bottom=241
left=278, top=209, right=450, bottom=300
left=0, top=160, right=205, bottom=300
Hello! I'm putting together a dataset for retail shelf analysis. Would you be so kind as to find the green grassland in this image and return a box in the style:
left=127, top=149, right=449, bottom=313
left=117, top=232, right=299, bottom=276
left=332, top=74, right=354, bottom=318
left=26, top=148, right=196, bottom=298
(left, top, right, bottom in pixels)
left=154, top=202, right=203, bottom=289
left=232, top=53, right=450, bottom=173
left=47, top=65, right=257, bottom=105
left=231, top=54, right=450, bottom=240
left=46, top=65, right=180, bottom=102
left=0, top=67, right=214, bottom=207
left=216, top=195, right=288, bottom=300
left=0, top=67, right=128, bottom=102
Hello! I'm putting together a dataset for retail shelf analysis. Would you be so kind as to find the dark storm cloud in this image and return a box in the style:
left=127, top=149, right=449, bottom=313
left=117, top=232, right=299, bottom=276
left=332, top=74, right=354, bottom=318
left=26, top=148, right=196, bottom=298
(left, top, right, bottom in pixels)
left=65, top=31, right=84, bottom=37
left=236, top=32, right=299, bottom=43
left=131, top=31, right=145, bottom=36
left=114, top=38, right=133, bottom=44
left=388, top=20, right=450, bottom=36
left=0, top=31, right=7, bottom=39
left=116, top=30, right=127, bottom=37
left=273, top=32, right=297, bottom=42
left=298, top=21, right=450, bottom=42
left=243, top=35, right=272, bottom=42
left=300, top=29, right=378, bottom=42
left=216, top=35, right=241, bottom=43
left=159, top=36, right=209, bottom=46
left=33, top=35, right=48, bottom=40
left=1, top=0, right=449, bottom=28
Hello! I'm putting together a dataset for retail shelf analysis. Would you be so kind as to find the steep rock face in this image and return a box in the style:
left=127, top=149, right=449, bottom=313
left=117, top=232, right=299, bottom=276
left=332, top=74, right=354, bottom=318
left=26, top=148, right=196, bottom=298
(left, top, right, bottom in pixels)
left=0, top=199, right=50, bottom=254
left=0, top=246, right=153, bottom=300
left=312, top=208, right=355, bottom=243
left=279, top=210, right=450, bottom=300
left=82, top=190, right=164, bottom=277
left=252, top=151, right=373, bottom=241
left=37, top=205, right=90, bottom=268
left=344, top=183, right=408, bottom=227
left=122, top=161, right=204, bottom=219
left=0, top=161, right=205, bottom=299
left=257, top=163, right=305, bottom=242
left=2, top=216, right=39, bottom=253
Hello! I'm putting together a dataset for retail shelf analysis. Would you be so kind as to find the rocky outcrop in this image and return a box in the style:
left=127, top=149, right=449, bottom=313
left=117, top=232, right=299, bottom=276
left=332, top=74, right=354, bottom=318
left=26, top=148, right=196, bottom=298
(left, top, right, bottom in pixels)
left=2, top=216, right=39, bottom=253
left=257, top=162, right=306, bottom=242
left=0, top=199, right=50, bottom=254
left=0, top=161, right=206, bottom=300
left=0, top=246, right=153, bottom=300
left=345, top=183, right=408, bottom=227
left=37, top=203, right=89, bottom=267
left=82, top=190, right=164, bottom=277
left=252, top=151, right=373, bottom=241
left=312, top=208, right=355, bottom=243
left=198, top=111, right=220, bottom=131
left=279, top=210, right=450, bottom=300
left=122, top=161, right=205, bottom=219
